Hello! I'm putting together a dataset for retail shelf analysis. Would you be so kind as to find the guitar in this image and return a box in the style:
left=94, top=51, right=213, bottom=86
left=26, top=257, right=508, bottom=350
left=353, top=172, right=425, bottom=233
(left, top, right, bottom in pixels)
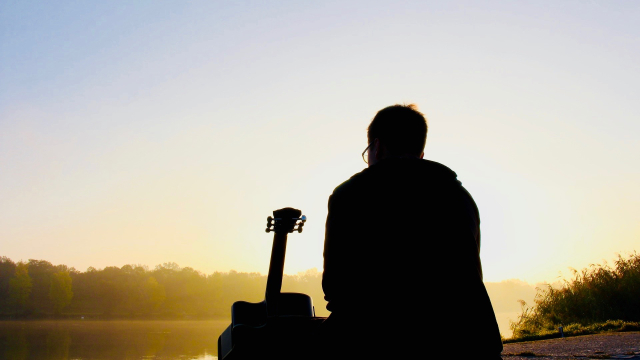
left=217, top=207, right=326, bottom=360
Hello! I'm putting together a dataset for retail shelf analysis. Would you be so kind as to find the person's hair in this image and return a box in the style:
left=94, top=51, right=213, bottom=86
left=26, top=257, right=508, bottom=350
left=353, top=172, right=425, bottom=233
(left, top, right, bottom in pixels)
left=367, top=104, right=428, bottom=157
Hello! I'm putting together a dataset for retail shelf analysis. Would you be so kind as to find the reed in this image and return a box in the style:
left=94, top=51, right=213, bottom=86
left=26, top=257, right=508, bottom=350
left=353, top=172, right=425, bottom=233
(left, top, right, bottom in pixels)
left=509, top=252, right=640, bottom=341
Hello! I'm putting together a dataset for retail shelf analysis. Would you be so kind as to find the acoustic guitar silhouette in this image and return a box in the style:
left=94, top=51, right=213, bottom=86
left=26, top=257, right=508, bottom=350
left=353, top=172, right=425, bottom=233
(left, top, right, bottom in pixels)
left=217, top=207, right=326, bottom=360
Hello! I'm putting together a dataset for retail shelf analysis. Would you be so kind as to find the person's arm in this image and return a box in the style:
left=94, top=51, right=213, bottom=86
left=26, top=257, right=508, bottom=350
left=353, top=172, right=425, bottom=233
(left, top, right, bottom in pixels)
left=322, top=194, right=337, bottom=310
left=322, top=190, right=351, bottom=312
left=459, top=185, right=483, bottom=280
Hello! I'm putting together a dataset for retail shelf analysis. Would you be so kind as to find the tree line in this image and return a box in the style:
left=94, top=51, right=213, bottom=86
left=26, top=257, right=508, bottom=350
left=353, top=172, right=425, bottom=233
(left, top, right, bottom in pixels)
left=0, top=256, right=328, bottom=318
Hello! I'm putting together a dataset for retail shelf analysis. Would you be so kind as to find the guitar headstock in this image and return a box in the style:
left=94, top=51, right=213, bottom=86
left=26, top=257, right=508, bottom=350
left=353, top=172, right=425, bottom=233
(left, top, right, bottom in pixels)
left=266, top=207, right=306, bottom=234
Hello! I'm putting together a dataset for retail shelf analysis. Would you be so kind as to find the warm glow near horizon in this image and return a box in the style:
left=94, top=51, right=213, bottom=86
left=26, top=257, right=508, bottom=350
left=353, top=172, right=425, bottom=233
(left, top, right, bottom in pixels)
left=1, top=1, right=638, bottom=286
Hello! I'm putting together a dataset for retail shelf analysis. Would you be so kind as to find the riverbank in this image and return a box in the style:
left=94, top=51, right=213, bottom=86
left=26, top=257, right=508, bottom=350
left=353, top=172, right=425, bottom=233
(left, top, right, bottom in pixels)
left=504, top=320, right=640, bottom=344
left=502, top=331, right=640, bottom=359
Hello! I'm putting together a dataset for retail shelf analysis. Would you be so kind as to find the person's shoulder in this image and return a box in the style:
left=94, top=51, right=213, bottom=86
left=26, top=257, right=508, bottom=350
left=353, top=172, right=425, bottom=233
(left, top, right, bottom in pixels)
left=329, top=158, right=463, bottom=198
left=418, top=159, right=458, bottom=179
left=331, top=167, right=372, bottom=198
left=421, top=159, right=478, bottom=212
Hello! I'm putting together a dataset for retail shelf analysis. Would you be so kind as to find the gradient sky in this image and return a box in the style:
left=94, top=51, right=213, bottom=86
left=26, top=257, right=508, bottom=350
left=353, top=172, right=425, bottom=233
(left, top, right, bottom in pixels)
left=1, top=0, right=638, bottom=285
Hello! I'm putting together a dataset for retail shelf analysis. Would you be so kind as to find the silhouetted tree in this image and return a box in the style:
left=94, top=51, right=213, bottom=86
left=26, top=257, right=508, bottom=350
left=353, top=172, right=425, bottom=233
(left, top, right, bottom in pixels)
left=27, top=259, right=56, bottom=313
left=0, top=256, right=17, bottom=312
left=49, top=271, right=73, bottom=315
left=144, top=276, right=166, bottom=313
left=101, top=266, right=129, bottom=315
left=9, top=262, right=32, bottom=312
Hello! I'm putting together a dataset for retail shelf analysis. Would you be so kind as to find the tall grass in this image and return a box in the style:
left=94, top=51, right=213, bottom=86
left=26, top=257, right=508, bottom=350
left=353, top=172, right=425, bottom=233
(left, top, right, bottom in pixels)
left=509, top=252, right=640, bottom=340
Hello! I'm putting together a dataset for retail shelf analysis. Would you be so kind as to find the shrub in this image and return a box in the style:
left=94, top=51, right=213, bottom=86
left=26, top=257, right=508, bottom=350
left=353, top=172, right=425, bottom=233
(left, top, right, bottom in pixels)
left=509, top=252, right=640, bottom=341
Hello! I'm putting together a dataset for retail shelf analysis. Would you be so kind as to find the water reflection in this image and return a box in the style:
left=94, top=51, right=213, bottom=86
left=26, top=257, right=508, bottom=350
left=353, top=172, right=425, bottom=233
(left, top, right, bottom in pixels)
left=0, top=320, right=228, bottom=360
left=3, top=326, right=28, bottom=360
left=46, top=327, right=71, bottom=360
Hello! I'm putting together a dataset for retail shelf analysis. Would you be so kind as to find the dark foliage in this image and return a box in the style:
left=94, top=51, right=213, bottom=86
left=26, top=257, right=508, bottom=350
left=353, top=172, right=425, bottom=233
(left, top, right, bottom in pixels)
left=510, top=252, right=640, bottom=339
left=0, top=257, right=327, bottom=319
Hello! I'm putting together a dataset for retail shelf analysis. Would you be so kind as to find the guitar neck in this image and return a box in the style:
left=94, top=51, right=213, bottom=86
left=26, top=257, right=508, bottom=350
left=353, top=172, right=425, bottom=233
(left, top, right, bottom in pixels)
left=265, top=231, right=288, bottom=316
left=263, top=207, right=304, bottom=317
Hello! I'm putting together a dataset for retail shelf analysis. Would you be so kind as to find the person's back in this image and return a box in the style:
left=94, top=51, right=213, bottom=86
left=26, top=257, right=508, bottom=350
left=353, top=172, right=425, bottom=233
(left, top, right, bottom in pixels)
left=320, top=105, right=503, bottom=358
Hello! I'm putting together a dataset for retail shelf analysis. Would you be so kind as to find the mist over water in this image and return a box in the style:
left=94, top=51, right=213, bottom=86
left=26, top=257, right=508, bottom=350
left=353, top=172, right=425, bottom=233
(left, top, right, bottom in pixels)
left=485, top=279, right=538, bottom=338
left=0, top=320, right=227, bottom=360
left=494, top=312, right=521, bottom=338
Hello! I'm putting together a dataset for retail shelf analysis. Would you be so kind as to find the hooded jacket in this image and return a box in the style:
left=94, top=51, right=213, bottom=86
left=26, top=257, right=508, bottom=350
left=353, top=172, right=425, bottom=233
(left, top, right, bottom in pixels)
left=322, top=157, right=503, bottom=357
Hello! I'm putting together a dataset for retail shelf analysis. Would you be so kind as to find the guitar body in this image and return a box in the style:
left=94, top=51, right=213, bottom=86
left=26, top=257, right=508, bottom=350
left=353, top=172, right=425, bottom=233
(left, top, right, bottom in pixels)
left=217, top=208, right=326, bottom=360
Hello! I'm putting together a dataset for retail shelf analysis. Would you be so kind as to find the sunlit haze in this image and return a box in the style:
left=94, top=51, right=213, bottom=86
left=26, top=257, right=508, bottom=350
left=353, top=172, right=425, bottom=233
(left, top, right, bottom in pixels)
left=1, top=1, right=638, bottom=286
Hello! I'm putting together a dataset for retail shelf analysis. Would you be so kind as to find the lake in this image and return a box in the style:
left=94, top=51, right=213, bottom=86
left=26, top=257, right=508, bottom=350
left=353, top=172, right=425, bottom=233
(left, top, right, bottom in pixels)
left=1, top=316, right=517, bottom=359
left=0, top=320, right=229, bottom=360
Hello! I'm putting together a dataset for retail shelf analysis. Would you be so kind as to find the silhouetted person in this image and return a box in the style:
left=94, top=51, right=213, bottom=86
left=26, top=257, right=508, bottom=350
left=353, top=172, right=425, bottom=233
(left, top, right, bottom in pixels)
left=319, top=104, right=503, bottom=359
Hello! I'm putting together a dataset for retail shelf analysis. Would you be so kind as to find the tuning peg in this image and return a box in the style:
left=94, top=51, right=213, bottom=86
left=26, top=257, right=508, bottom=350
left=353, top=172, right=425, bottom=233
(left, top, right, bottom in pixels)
left=265, top=212, right=307, bottom=234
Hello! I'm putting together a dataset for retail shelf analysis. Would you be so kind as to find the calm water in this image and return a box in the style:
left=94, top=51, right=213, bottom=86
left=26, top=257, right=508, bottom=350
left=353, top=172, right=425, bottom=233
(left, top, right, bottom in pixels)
left=0, top=320, right=229, bottom=360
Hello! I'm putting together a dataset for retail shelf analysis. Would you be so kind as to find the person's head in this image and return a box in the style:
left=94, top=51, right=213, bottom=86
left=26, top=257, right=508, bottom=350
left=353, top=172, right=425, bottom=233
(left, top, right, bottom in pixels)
left=365, top=104, right=427, bottom=166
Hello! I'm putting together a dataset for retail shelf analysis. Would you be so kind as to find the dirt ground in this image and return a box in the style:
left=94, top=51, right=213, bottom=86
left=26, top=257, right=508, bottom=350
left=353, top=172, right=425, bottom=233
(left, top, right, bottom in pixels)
left=501, top=332, right=640, bottom=359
